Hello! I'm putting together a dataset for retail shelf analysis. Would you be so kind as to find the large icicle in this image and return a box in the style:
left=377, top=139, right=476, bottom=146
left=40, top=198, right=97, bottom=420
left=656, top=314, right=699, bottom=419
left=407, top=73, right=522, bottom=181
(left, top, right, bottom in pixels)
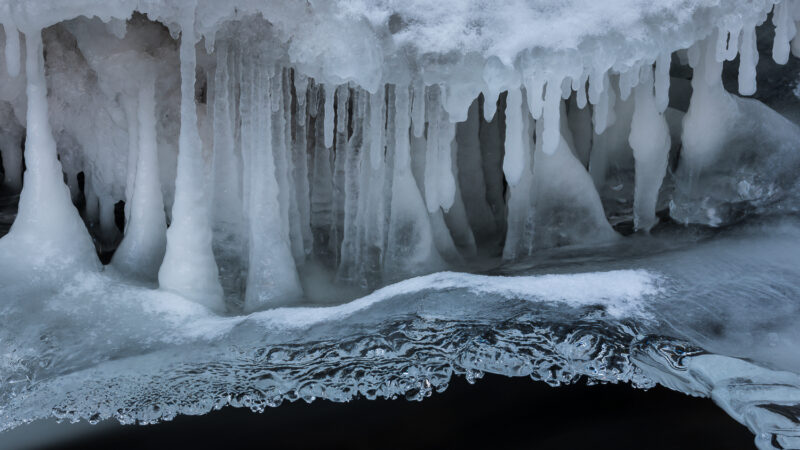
left=158, top=12, right=224, bottom=311
left=111, top=78, right=167, bottom=280
left=628, top=65, right=670, bottom=232
left=0, top=29, right=99, bottom=273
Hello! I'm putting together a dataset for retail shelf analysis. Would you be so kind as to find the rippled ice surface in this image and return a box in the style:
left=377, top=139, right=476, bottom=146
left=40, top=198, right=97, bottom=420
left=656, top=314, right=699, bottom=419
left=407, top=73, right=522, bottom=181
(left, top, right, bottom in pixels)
left=2, top=217, right=800, bottom=450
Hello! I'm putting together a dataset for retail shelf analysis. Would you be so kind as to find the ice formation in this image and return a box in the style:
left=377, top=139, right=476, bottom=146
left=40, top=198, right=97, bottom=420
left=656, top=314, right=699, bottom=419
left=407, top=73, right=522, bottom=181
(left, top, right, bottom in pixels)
left=2, top=0, right=800, bottom=447
left=0, top=0, right=798, bottom=304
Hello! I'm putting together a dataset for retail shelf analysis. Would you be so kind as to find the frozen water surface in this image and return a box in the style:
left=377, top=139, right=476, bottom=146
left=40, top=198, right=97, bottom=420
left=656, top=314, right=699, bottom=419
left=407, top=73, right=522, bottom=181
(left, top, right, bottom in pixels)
left=1, top=1, right=800, bottom=449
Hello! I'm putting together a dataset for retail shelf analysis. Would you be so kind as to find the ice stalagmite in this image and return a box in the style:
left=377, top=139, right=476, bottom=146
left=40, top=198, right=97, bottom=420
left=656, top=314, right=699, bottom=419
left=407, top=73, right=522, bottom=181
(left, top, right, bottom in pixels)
left=629, top=65, right=670, bottom=232
left=242, top=61, right=303, bottom=312
left=158, top=13, right=224, bottom=311
left=111, top=79, right=167, bottom=281
left=0, top=30, right=99, bottom=273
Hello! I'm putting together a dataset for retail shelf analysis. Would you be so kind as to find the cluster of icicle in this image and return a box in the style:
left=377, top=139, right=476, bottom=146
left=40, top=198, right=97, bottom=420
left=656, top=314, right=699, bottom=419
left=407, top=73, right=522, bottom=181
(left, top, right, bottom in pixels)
left=1, top=1, right=799, bottom=313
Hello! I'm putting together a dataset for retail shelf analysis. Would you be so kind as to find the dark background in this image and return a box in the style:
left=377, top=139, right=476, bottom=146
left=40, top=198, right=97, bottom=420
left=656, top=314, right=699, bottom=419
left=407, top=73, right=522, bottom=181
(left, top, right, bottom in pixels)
left=17, top=374, right=755, bottom=450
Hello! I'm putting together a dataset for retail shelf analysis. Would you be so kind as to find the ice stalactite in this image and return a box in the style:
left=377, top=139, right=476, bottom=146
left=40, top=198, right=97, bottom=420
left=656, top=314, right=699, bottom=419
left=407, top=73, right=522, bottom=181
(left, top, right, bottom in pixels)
left=0, top=29, right=99, bottom=273
left=111, top=78, right=167, bottom=281
left=158, top=12, right=224, bottom=311
left=629, top=65, right=670, bottom=232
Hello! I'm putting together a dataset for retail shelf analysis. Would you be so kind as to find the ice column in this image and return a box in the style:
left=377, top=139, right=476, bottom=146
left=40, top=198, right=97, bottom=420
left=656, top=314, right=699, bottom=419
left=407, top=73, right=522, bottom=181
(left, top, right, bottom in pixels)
left=385, top=86, right=444, bottom=278
left=0, top=30, right=99, bottom=272
left=242, top=61, right=303, bottom=312
left=629, top=65, right=670, bottom=232
left=111, top=78, right=167, bottom=281
left=158, top=13, right=224, bottom=311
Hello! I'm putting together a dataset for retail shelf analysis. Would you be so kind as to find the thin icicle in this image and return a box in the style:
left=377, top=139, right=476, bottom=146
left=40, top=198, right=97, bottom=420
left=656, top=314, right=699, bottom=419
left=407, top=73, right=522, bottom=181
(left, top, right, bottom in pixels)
left=541, top=78, right=562, bottom=155
left=574, top=72, right=588, bottom=109
left=369, top=87, right=385, bottom=170
left=411, top=82, right=426, bottom=138
left=424, top=86, right=440, bottom=212
left=324, top=84, right=335, bottom=148
left=503, top=87, right=525, bottom=185
left=739, top=24, right=759, bottom=96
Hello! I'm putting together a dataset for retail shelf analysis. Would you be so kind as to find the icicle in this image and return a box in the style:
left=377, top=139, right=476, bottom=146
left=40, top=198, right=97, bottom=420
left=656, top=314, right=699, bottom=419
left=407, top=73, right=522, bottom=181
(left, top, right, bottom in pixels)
left=423, top=86, right=440, bottom=212
left=436, top=112, right=457, bottom=211
left=567, top=95, right=593, bottom=167
left=773, top=1, right=797, bottom=65
left=618, top=67, right=639, bottom=102
left=369, top=87, right=385, bottom=170
left=716, top=24, right=742, bottom=62
left=411, top=82, right=425, bottom=138
left=0, top=29, right=99, bottom=271
left=524, top=76, right=545, bottom=119
left=541, top=78, right=562, bottom=155
left=738, top=25, right=759, bottom=96
left=574, top=72, right=588, bottom=109
left=290, top=70, right=313, bottom=256
left=629, top=66, right=670, bottom=232
left=3, top=18, right=19, bottom=77
left=294, top=72, right=308, bottom=107
left=324, top=84, right=335, bottom=148
left=111, top=79, right=167, bottom=280
left=655, top=52, right=671, bottom=113
left=159, top=12, right=224, bottom=311
left=503, top=87, right=525, bottom=185
left=592, top=73, right=616, bottom=135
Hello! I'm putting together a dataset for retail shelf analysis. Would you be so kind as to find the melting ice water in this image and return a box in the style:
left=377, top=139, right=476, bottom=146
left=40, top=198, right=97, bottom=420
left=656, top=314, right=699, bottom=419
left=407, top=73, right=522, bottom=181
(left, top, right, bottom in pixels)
left=2, top=1, right=800, bottom=449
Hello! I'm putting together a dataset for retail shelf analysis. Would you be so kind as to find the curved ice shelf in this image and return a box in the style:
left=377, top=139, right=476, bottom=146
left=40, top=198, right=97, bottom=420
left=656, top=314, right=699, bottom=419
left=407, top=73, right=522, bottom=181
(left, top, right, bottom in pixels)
left=3, top=217, right=800, bottom=449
